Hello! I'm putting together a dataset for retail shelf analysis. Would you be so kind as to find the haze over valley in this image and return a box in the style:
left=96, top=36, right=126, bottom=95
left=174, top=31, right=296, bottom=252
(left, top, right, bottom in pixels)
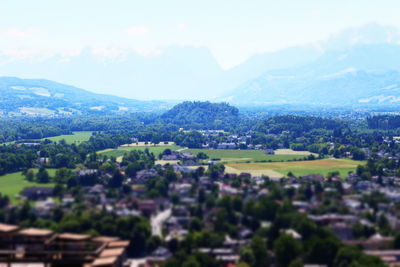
left=2, top=24, right=400, bottom=111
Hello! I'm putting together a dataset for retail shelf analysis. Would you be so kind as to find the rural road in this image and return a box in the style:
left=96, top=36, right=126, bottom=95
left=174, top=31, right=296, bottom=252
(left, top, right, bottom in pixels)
left=151, top=208, right=172, bottom=237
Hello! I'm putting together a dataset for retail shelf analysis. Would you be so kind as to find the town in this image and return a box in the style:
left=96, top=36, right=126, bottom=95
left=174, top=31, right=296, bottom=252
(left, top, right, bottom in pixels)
left=1, top=102, right=400, bottom=267
left=3, top=1, right=400, bottom=266
left=0, top=129, right=399, bottom=266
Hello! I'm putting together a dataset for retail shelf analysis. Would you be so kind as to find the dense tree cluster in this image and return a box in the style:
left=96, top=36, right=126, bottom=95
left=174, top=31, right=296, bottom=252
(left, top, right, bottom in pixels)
left=367, top=115, right=400, bottom=130
left=161, top=101, right=240, bottom=129
left=255, top=115, right=346, bottom=136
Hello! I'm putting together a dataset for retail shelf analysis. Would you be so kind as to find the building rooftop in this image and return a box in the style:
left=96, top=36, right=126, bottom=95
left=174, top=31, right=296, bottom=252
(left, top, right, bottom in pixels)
left=0, top=226, right=129, bottom=267
left=107, top=240, right=130, bottom=248
left=0, top=223, right=19, bottom=233
left=364, top=250, right=400, bottom=256
left=19, top=228, right=53, bottom=237
left=92, top=236, right=120, bottom=243
left=99, top=247, right=125, bottom=258
left=57, top=233, right=91, bottom=241
left=91, top=256, right=118, bottom=266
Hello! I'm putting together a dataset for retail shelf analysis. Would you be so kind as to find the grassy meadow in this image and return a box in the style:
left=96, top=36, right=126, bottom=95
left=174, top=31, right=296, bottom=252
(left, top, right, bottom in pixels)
left=182, top=148, right=313, bottom=163
left=40, top=131, right=93, bottom=144
left=98, top=144, right=182, bottom=158
left=0, top=169, right=56, bottom=203
left=225, top=158, right=363, bottom=178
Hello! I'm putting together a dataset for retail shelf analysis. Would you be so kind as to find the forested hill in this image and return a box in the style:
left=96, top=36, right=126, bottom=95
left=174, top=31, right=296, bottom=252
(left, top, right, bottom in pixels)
left=367, top=115, right=400, bottom=130
left=161, top=101, right=239, bottom=128
left=255, top=115, right=347, bottom=135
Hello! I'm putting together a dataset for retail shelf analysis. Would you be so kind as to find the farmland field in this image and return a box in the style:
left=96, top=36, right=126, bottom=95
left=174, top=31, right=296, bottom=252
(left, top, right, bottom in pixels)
left=225, top=158, right=363, bottom=178
left=98, top=144, right=182, bottom=158
left=40, top=131, right=93, bottom=144
left=182, top=149, right=312, bottom=163
left=274, top=149, right=317, bottom=156
left=0, top=169, right=56, bottom=203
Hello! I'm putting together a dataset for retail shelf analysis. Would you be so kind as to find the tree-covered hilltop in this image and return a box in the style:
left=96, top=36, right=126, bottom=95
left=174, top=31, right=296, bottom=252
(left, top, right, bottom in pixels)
left=255, top=115, right=347, bottom=136
left=161, top=101, right=239, bottom=128
left=367, top=115, right=400, bottom=130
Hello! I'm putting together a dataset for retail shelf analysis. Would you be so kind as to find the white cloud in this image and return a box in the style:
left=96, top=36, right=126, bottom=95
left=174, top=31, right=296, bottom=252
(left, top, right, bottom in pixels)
left=309, top=8, right=322, bottom=16
left=135, top=47, right=161, bottom=56
left=0, top=48, right=52, bottom=62
left=3, top=27, right=42, bottom=39
left=59, top=49, right=81, bottom=57
left=123, top=25, right=150, bottom=36
left=91, top=47, right=126, bottom=59
left=177, top=23, right=188, bottom=31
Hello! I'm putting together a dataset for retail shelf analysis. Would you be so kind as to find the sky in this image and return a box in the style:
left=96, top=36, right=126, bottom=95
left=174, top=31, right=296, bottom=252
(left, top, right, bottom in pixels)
left=1, top=0, right=400, bottom=69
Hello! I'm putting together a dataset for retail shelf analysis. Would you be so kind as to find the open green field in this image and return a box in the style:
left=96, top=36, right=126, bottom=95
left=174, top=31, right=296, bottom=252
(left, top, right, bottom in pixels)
left=98, top=145, right=182, bottom=158
left=225, top=158, right=363, bottom=178
left=182, top=149, right=312, bottom=163
left=274, top=149, right=318, bottom=156
left=40, top=131, right=93, bottom=144
left=0, top=169, right=56, bottom=203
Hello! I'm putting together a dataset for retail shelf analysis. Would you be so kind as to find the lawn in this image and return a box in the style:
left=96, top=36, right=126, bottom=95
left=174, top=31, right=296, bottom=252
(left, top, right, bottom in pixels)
left=182, top=149, right=312, bottom=163
left=0, top=169, right=56, bottom=203
left=40, top=131, right=93, bottom=144
left=98, top=145, right=183, bottom=158
left=226, top=158, right=363, bottom=178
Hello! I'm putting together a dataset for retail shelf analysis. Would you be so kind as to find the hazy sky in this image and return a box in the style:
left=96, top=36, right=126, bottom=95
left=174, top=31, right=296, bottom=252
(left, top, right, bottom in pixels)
left=1, top=0, right=400, bottom=68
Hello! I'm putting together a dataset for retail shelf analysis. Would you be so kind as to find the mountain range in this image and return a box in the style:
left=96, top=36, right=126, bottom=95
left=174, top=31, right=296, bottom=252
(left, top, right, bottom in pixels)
left=222, top=44, right=400, bottom=105
left=0, top=77, right=173, bottom=116
left=1, top=24, right=400, bottom=109
left=221, top=24, right=400, bottom=106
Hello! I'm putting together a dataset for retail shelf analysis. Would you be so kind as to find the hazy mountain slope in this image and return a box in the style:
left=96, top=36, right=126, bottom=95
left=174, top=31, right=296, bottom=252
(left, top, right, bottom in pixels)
left=223, top=42, right=400, bottom=106
left=0, top=45, right=321, bottom=100
left=303, top=44, right=400, bottom=74
left=1, top=24, right=400, bottom=104
left=221, top=24, right=400, bottom=106
left=0, top=46, right=223, bottom=100
left=224, top=68, right=400, bottom=106
left=0, top=77, right=171, bottom=115
left=207, top=46, right=322, bottom=98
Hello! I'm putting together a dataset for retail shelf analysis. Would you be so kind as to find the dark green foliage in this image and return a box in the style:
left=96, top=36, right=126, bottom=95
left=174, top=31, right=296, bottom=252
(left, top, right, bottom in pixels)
left=109, top=171, right=124, bottom=188
left=367, top=115, right=400, bottom=129
left=164, top=251, right=221, bottom=267
left=274, top=234, right=302, bottom=267
left=36, top=167, right=50, bottom=183
left=161, top=101, right=239, bottom=129
left=306, top=237, right=340, bottom=266
left=333, top=246, right=385, bottom=267
left=54, top=168, right=74, bottom=184
left=250, top=236, right=269, bottom=267
left=173, top=131, right=206, bottom=148
left=256, top=115, right=345, bottom=136
left=196, top=152, right=209, bottom=160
